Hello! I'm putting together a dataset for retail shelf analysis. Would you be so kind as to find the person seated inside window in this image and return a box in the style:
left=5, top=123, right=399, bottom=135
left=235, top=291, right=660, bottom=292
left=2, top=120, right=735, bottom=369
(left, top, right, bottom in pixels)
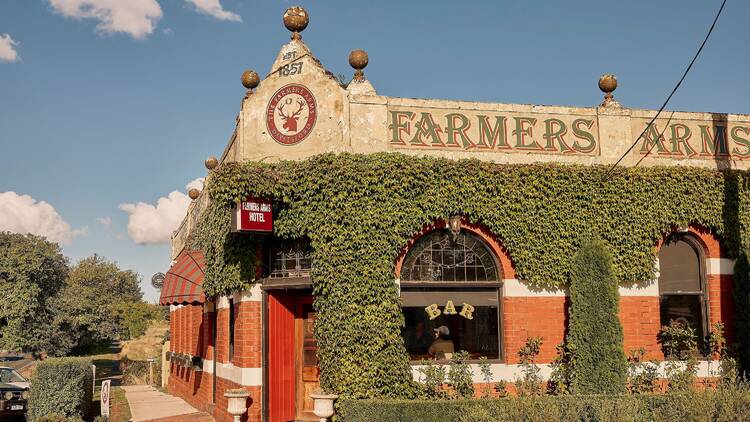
left=428, top=325, right=454, bottom=360
left=406, top=321, right=434, bottom=355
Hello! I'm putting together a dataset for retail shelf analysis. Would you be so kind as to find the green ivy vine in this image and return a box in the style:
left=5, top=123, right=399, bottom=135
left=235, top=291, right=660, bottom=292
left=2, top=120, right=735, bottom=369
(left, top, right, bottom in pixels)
left=188, top=152, right=750, bottom=398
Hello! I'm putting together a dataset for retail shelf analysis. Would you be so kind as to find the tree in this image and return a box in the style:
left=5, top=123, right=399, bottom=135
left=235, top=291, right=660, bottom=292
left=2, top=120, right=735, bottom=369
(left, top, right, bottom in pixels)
left=53, top=255, right=145, bottom=353
left=111, top=301, right=164, bottom=340
left=66, top=254, right=142, bottom=302
left=567, top=239, right=628, bottom=394
left=0, top=232, right=68, bottom=356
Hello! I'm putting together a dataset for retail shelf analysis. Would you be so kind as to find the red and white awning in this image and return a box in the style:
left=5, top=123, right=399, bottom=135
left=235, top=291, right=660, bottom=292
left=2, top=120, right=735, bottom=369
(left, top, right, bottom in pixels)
left=159, top=250, right=206, bottom=306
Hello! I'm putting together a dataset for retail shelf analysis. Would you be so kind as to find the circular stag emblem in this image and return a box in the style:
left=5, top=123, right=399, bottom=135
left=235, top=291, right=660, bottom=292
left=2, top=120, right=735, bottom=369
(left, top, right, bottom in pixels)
left=266, top=84, right=317, bottom=145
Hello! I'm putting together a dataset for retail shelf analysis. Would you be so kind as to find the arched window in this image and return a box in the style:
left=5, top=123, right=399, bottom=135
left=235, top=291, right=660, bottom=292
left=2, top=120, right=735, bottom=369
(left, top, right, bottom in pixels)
left=658, top=234, right=708, bottom=348
left=399, top=229, right=501, bottom=361
left=400, top=230, right=499, bottom=282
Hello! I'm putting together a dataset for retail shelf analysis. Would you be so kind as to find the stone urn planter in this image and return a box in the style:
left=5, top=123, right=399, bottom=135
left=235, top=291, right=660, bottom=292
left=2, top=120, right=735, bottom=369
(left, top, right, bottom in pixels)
left=309, top=391, right=338, bottom=422
left=224, top=388, right=250, bottom=422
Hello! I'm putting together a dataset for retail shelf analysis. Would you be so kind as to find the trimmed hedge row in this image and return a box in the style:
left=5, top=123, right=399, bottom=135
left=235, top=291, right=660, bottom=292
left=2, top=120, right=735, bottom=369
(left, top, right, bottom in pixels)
left=337, top=387, right=750, bottom=422
left=28, top=357, right=93, bottom=422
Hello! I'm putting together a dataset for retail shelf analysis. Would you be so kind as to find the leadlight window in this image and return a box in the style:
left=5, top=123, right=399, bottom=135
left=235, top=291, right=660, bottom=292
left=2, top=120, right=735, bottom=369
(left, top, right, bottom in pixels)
left=400, top=229, right=502, bottom=361
left=268, top=239, right=312, bottom=278
left=658, top=234, right=708, bottom=351
left=400, top=229, right=498, bottom=282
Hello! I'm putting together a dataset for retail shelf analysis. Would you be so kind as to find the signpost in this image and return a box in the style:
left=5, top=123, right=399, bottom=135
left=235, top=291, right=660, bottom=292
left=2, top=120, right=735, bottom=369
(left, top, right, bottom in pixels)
left=232, top=197, right=273, bottom=232
left=100, top=379, right=111, bottom=419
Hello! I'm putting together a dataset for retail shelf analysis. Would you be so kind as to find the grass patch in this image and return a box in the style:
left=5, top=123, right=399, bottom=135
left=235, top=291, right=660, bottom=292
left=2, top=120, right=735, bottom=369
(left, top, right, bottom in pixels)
left=93, top=387, right=131, bottom=422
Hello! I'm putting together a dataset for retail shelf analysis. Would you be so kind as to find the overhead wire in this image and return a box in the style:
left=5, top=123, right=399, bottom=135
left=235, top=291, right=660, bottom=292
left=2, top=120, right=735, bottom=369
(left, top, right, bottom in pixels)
left=603, top=0, right=728, bottom=179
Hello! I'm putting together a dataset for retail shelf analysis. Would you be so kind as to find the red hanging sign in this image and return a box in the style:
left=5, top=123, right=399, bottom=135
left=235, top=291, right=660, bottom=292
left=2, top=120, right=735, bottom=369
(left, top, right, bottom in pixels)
left=232, top=197, right=273, bottom=232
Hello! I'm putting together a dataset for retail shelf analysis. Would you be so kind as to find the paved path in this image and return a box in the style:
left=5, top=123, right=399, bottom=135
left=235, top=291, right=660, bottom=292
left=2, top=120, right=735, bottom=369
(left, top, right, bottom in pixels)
left=122, top=385, right=212, bottom=422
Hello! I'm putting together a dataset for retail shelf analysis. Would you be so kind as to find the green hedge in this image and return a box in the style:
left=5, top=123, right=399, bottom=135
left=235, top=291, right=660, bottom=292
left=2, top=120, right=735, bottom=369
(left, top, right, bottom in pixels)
left=191, top=153, right=750, bottom=397
left=337, top=387, right=750, bottom=422
left=29, top=357, right=93, bottom=421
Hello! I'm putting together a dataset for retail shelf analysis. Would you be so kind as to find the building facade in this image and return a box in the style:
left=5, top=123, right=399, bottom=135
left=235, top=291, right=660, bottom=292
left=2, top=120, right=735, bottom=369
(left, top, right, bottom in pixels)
left=160, top=7, right=747, bottom=422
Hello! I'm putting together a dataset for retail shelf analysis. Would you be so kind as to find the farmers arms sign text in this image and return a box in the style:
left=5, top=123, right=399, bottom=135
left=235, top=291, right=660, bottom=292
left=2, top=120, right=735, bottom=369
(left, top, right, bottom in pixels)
left=388, top=107, right=599, bottom=155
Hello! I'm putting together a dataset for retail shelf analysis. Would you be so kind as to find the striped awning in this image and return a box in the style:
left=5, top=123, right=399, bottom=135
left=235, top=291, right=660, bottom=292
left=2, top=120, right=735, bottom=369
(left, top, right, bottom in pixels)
left=159, top=250, right=206, bottom=306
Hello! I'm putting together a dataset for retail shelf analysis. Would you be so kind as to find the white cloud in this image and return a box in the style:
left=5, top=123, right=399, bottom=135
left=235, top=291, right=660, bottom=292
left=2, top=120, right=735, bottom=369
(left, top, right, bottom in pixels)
left=184, top=0, right=241, bottom=22
left=118, top=178, right=204, bottom=245
left=186, top=177, right=205, bottom=191
left=0, top=191, right=86, bottom=244
left=48, top=0, right=163, bottom=39
left=97, top=216, right=112, bottom=226
left=0, top=34, right=20, bottom=62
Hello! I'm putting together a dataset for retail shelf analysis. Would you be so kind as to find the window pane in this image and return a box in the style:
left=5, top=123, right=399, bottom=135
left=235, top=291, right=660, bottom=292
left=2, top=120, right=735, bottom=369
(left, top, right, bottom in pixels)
left=269, top=239, right=313, bottom=278
left=400, top=230, right=499, bottom=282
left=659, top=238, right=701, bottom=293
left=401, top=288, right=499, bottom=360
left=660, top=294, right=705, bottom=348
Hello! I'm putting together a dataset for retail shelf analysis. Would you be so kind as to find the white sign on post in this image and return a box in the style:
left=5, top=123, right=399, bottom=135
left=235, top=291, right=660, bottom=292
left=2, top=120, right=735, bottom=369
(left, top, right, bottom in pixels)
left=100, top=379, right=111, bottom=418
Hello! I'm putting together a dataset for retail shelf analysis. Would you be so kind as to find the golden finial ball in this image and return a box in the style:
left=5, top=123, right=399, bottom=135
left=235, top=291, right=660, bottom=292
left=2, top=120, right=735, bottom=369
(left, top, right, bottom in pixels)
left=204, top=156, right=218, bottom=170
left=188, top=188, right=200, bottom=200
left=349, top=50, right=368, bottom=70
left=241, top=70, right=260, bottom=90
left=283, top=7, right=309, bottom=34
left=598, top=73, right=618, bottom=94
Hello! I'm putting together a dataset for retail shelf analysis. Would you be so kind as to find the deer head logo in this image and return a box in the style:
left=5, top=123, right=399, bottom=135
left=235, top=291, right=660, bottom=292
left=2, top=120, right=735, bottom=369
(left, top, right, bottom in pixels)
left=277, top=97, right=306, bottom=133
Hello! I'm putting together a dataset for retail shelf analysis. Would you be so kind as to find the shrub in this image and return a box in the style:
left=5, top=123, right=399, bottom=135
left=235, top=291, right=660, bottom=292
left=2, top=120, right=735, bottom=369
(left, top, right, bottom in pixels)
left=121, top=356, right=160, bottom=385
left=28, top=357, right=93, bottom=421
left=33, top=414, right=83, bottom=422
left=416, top=359, right=447, bottom=399
left=627, top=348, right=659, bottom=394
left=658, top=319, right=698, bottom=359
left=515, top=337, right=543, bottom=396
left=548, top=341, right=575, bottom=395
left=566, top=239, right=627, bottom=394
left=447, top=351, right=474, bottom=399
left=478, top=357, right=493, bottom=399
left=337, top=385, right=750, bottom=422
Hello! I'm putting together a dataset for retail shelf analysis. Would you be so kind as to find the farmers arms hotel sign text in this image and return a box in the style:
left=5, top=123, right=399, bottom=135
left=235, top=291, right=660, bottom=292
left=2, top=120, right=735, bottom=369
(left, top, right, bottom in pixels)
left=386, top=107, right=750, bottom=159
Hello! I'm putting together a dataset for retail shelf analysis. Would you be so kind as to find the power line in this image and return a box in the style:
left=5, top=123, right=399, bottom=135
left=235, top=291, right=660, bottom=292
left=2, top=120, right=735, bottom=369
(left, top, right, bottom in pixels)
left=604, top=0, right=727, bottom=179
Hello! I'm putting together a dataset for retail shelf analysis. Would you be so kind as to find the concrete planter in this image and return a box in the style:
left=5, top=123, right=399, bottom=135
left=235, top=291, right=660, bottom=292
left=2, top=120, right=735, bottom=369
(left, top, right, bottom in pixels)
left=224, top=388, right=250, bottom=422
left=309, top=392, right=338, bottom=422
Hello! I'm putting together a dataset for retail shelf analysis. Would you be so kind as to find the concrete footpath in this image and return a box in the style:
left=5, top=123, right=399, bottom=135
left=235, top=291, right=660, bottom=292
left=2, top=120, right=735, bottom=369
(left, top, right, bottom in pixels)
left=122, top=385, right=214, bottom=422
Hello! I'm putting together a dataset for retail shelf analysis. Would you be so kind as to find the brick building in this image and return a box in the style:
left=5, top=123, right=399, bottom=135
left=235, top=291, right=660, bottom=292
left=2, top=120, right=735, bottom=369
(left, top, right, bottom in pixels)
left=160, top=7, right=745, bottom=422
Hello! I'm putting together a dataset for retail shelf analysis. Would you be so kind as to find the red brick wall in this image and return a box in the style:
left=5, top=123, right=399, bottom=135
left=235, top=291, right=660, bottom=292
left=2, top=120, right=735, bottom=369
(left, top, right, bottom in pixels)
left=708, top=274, right=735, bottom=344
left=232, top=301, right=262, bottom=368
left=168, top=299, right=264, bottom=422
left=502, top=297, right=567, bottom=364
left=619, top=296, right=662, bottom=360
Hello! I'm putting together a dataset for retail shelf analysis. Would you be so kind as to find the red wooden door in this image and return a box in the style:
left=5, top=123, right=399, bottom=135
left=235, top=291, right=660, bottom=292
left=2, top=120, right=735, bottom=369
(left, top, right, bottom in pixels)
left=295, top=296, right=320, bottom=421
left=267, top=291, right=295, bottom=422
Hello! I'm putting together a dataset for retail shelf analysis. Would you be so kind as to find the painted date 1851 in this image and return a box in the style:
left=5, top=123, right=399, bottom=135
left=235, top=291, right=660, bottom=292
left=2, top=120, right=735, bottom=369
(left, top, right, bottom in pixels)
left=279, top=62, right=303, bottom=77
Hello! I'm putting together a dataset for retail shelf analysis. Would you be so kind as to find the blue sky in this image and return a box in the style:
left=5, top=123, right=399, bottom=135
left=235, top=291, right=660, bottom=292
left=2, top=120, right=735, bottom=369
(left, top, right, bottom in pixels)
left=0, top=0, right=747, bottom=302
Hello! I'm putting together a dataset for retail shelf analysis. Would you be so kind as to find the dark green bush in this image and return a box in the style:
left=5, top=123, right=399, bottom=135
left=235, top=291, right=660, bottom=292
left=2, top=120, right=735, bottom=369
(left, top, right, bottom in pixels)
left=33, top=414, right=83, bottom=422
left=567, top=239, right=628, bottom=394
left=29, top=357, right=93, bottom=421
left=337, top=386, right=750, bottom=422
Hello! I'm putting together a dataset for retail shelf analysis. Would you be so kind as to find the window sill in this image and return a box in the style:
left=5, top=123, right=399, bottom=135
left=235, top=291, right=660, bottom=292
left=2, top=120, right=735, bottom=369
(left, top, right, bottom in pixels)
left=410, top=358, right=504, bottom=365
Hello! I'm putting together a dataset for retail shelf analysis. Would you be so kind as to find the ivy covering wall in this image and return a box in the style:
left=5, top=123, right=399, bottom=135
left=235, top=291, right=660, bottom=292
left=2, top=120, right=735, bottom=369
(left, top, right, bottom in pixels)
left=188, top=152, right=750, bottom=398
